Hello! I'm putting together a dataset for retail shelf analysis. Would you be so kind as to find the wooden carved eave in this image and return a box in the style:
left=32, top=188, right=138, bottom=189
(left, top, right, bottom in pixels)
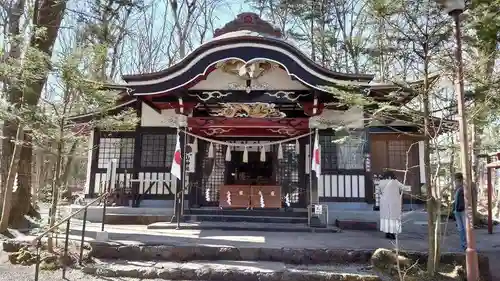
left=216, top=59, right=280, bottom=80
left=208, top=103, right=286, bottom=118
left=188, top=117, right=308, bottom=128
left=214, top=12, right=282, bottom=38
left=180, top=90, right=313, bottom=104
left=188, top=117, right=309, bottom=137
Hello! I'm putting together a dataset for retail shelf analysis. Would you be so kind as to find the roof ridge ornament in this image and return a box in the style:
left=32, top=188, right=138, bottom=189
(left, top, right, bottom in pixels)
left=214, top=12, right=282, bottom=38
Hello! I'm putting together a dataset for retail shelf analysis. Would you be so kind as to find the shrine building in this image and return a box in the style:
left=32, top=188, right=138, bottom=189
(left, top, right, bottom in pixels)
left=70, top=13, right=454, bottom=224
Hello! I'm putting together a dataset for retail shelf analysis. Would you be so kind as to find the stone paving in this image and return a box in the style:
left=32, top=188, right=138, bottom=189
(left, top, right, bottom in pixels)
left=65, top=220, right=500, bottom=280
left=7, top=207, right=500, bottom=280
left=65, top=220, right=458, bottom=251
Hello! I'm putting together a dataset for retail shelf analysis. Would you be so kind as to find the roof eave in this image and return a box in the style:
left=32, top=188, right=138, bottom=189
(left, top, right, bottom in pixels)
left=121, top=36, right=375, bottom=83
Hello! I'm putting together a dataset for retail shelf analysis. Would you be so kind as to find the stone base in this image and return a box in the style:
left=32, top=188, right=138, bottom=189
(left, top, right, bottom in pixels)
left=105, top=214, right=171, bottom=225
left=335, top=220, right=378, bottom=231
left=87, top=243, right=491, bottom=281
left=95, top=231, right=108, bottom=242
left=82, top=260, right=381, bottom=281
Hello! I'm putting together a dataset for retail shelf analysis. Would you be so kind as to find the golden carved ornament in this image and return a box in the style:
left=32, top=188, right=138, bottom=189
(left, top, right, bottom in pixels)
left=216, top=59, right=277, bottom=79
left=210, top=103, right=286, bottom=118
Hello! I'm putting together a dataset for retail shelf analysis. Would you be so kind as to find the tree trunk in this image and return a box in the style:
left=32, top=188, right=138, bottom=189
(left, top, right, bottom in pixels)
left=61, top=141, right=79, bottom=200
left=422, top=58, right=439, bottom=274
left=9, top=133, right=38, bottom=228
left=0, top=126, right=24, bottom=233
left=9, top=0, right=67, bottom=227
left=32, top=148, right=44, bottom=204
left=1, top=123, right=16, bottom=209
left=0, top=0, right=25, bottom=209
left=470, top=121, right=480, bottom=225
left=47, top=139, right=64, bottom=252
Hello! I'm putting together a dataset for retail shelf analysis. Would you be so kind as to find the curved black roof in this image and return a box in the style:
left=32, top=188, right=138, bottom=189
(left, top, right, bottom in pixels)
left=121, top=13, right=375, bottom=95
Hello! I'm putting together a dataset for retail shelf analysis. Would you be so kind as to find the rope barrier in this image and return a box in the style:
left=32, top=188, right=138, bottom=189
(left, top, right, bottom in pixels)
left=179, top=130, right=313, bottom=147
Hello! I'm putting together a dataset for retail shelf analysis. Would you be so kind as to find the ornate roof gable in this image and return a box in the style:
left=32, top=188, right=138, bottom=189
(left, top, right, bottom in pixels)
left=214, top=13, right=282, bottom=38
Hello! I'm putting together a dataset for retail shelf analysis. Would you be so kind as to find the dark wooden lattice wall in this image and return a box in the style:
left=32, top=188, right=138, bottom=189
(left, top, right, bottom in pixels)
left=370, top=133, right=421, bottom=197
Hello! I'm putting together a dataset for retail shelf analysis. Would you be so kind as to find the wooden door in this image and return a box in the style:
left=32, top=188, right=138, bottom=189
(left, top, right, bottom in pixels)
left=370, top=133, right=421, bottom=197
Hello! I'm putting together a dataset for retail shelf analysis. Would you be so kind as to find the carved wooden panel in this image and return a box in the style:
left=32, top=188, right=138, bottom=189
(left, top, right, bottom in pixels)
left=213, top=13, right=282, bottom=38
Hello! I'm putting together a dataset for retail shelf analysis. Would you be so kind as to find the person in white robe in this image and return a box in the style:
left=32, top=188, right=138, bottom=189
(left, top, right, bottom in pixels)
left=378, top=171, right=405, bottom=239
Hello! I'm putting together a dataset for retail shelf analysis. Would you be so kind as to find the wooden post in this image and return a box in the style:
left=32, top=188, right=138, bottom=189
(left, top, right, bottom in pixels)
left=487, top=163, right=493, bottom=235
left=450, top=10, right=479, bottom=279
left=131, top=102, right=143, bottom=207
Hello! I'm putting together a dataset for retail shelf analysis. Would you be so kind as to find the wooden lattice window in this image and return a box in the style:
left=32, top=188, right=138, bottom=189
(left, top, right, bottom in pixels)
left=140, top=133, right=176, bottom=168
left=320, top=134, right=337, bottom=171
left=320, top=131, right=366, bottom=171
left=336, top=131, right=365, bottom=170
left=200, top=142, right=225, bottom=203
left=370, top=135, right=420, bottom=189
left=387, top=139, right=419, bottom=185
left=276, top=142, right=300, bottom=203
left=98, top=138, right=135, bottom=169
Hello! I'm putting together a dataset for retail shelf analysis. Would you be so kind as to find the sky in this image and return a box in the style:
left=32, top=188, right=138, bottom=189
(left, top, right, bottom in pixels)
left=38, top=0, right=254, bottom=99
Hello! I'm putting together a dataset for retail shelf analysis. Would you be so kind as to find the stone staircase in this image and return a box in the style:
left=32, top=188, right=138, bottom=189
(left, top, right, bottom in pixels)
left=84, top=242, right=384, bottom=281
left=183, top=208, right=309, bottom=224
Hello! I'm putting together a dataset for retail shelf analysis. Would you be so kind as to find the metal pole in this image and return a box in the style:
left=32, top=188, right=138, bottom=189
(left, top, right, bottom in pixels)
left=309, top=130, right=313, bottom=220
left=451, top=10, right=479, bottom=280
left=79, top=208, right=88, bottom=264
left=176, top=128, right=185, bottom=229
left=34, top=240, right=41, bottom=281
left=62, top=219, right=71, bottom=279
left=179, top=128, right=188, bottom=228
left=487, top=163, right=493, bottom=234
left=101, top=191, right=107, bottom=231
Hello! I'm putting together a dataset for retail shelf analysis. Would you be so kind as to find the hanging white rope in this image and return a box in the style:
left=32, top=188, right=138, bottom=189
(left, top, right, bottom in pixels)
left=243, top=146, right=248, bottom=163
left=260, top=146, right=266, bottom=162
left=191, top=138, right=198, bottom=153
left=225, top=146, right=231, bottom=161
left=208, top=143, right=214, bottom=158
left=181, top=130, right=313, bottom=147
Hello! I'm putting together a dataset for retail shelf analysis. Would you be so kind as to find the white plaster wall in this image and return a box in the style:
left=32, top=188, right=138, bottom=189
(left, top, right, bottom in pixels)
left=255, top=68, right=308, bottom=90
left=141, top=103, right=178, bottom=127
left=318, top=174, right=366, bottom=199
left=189, top=68, right=308, bottom=90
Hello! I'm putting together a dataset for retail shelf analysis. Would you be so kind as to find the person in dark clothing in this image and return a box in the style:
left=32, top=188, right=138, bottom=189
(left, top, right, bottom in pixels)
left=453, top=172, right=467, bottom=251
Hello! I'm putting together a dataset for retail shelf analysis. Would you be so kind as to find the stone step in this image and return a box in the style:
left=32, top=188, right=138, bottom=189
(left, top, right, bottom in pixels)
left=182, top=214, right=308, bottom=224
left=105, top=214, right=169, bottom=225
left=88, top=243, right=374, bottom=264
left=186, top=208, right=308, bottom=218
left=147, top=221, right=337, bottom=232
left=82, top=259, right=382, bottom=281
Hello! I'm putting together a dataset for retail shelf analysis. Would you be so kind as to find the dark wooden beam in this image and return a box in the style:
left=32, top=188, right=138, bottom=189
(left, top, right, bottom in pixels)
left=188, top=117, right=310, bottom=129
left=151, top=90, right=314, bottom=103
left=138, top=96, right=161, bottom=113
